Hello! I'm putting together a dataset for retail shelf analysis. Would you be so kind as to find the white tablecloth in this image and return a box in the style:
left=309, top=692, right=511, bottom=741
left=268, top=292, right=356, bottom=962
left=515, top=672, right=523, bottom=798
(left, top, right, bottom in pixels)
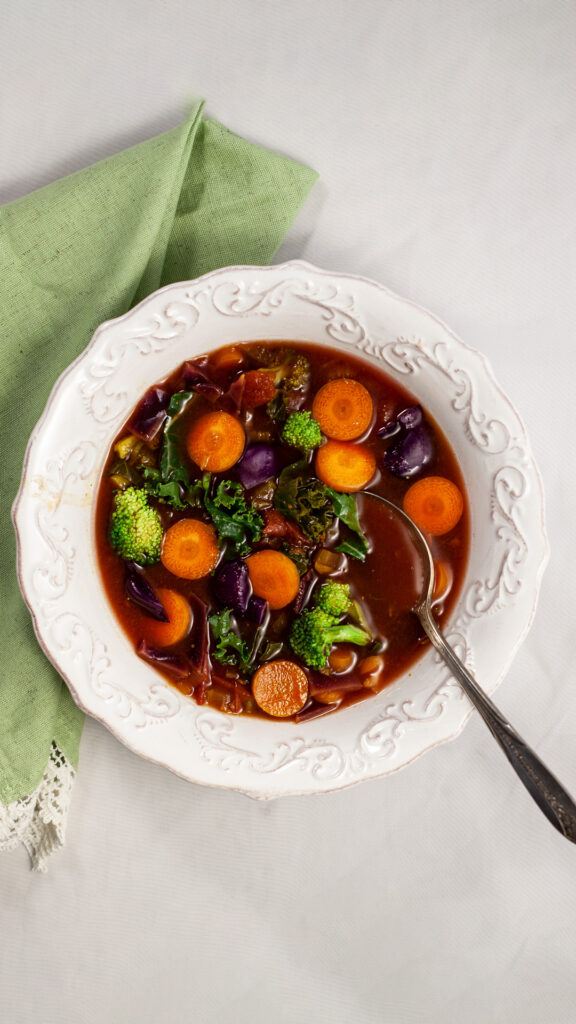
left=3, top=3, right=576, bottom=1022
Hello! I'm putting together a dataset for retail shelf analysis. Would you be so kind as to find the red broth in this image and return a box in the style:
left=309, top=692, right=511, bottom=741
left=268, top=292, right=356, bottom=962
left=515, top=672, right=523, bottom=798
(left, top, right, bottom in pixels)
left=95, top=341, right=469, bottom=721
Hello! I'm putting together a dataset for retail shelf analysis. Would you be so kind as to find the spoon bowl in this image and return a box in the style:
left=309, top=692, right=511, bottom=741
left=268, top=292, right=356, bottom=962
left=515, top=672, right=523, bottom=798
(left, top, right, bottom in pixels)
left=364, top=491, right=576, bottom=843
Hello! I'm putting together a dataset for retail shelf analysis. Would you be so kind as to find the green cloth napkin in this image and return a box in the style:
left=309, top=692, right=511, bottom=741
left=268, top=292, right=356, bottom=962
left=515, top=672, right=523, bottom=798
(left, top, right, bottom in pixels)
left=0, top=100, right=317, bottom=808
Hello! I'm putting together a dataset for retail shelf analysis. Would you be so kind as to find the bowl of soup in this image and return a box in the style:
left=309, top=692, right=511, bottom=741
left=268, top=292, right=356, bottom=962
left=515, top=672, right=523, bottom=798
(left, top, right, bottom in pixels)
left=12, top=261, right=548, bottom=797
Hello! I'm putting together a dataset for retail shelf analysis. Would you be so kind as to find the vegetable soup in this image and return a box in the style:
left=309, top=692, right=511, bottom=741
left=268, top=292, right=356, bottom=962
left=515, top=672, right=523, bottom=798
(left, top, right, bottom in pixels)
left=95, top=342, right=469, bottom=721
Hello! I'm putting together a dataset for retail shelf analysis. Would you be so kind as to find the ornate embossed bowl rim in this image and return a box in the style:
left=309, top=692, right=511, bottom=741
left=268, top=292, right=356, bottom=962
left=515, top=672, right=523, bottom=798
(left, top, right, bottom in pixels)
left=12, top=261, right=549, bottom=798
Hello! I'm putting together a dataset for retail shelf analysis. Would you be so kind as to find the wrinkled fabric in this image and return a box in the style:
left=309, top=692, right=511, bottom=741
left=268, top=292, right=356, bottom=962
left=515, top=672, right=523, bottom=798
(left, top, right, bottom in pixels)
left=0, top=99, right=317, bottom=803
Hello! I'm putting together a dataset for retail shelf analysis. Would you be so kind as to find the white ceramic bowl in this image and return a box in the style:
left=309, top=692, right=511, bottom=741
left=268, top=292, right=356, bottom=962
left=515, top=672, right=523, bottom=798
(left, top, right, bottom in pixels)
left=13, top=261, right=548, bottom=797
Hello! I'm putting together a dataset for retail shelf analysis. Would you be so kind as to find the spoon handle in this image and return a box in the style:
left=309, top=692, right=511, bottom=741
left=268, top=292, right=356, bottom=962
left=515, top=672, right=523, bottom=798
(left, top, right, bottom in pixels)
left=417, top=604, right=576, bottom=842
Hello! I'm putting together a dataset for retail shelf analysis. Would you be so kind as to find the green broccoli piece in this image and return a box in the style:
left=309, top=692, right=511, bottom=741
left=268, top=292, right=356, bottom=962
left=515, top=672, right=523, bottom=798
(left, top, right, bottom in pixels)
left=281, top=411, right=323, bottom=451
left=289, top=607, right=370, bottom=670
left=109, top=486, right=163, bottom=565
left=314, top=581, right=351, bottom=617
left=249, top=346, right=311, bottom=423
left=250, top=346, right=311, bottom=393
left=280, top=353, right=311, bottom=394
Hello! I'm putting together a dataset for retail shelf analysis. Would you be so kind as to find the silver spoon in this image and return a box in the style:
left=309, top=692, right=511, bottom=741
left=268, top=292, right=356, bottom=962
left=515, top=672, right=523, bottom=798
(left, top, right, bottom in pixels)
left=364, top=490, right=576, bottom=843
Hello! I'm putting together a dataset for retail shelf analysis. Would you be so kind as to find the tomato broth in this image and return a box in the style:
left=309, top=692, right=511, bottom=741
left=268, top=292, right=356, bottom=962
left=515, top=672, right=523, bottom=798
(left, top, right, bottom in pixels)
left=95, top=341, right=469, bottom=721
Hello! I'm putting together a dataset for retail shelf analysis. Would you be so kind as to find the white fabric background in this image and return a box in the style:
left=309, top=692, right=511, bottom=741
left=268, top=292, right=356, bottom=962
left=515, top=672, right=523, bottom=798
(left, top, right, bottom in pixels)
left=2, top=2, right=576, bottom=1021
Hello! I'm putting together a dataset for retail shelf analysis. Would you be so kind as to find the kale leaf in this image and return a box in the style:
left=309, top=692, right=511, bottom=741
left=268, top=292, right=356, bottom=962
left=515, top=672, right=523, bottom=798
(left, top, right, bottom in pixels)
left=142, top=471, right=186, bottom=508
left=140, top=390, right=197, bottom=509
left=327, top=488, right=370, bottom=562
left=202, top=478, right=263, bottom=557
left=274, top=461, right=335, bottom=543
left=208, top=609, right=251, bottom=670
left=159, top=391, right=195, bottom=488
left=334, top=534, right=369, bottom=561
left=142, top=467, right=204, bottom=510
left=281, top=541, right=311, bottom=576
left=274, top=464, right=369, bottom=557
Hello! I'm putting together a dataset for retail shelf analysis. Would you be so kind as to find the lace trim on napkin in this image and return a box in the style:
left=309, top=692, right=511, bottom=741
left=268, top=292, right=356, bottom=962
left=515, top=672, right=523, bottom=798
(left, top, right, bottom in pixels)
left=0, top=742, right=76, bottom=872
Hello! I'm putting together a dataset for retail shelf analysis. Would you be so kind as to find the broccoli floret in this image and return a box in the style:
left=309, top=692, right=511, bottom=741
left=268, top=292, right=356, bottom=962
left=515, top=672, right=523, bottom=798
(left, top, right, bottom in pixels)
left=280, top=353, right=311, bottom=394
left=289, top=607, right=370, bottom=670
left=250, top=346, right=311, bottom=392
left=281, top=411, right=323, bottom=451
left=314, top=581, right=351, bottom=617
left=249, top=346, right=311, bottom=423
left=109, top=486, right=163, bottom=565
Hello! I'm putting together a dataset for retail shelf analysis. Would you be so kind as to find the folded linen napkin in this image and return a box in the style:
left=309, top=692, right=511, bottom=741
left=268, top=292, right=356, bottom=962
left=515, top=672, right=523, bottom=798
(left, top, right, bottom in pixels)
left=0, top=100, right=317, bottom=869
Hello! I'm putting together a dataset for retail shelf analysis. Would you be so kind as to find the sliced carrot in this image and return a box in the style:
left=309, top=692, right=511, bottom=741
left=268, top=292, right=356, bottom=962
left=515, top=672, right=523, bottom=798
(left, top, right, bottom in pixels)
left=161, top=519, right=219, bottom=579
left=186, top=411, right=245, bottom=472
left=251, top=660, right=309, bottom=717
left=245, top=550, right=300, bottom=610
left=403, top=476, right=464, bottom=536
left=312, top=378, right=374, bottom=440
left=144, top=589, right=192, bottom=647
left=315, top=440, right=376, bottom=492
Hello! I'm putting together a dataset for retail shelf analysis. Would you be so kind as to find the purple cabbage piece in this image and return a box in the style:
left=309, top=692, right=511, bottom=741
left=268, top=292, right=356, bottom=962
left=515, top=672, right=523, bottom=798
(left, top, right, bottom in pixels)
left=377, top=404, right=423, bottom=438
left=236, top=444, right=278, bottom=489
left=377, top=420, right=400, bottom=439
left=212, top=560, right=252, bottom=615
left=246, top=596, right=268, bottom=625
left=137, top=640, right=191, bottom=678
left=383, top=424, right=433, bottom=479
left=125, top=563, right=168, bottom=621
left=128, top=386, right=171, bottom=442
left=293, top=568, right=316, bottom=615
left=180, top=360, right=223, bottom=401
left=379, top=405, right=433, bottom=479
left=397, top=405, right=423, bottom=429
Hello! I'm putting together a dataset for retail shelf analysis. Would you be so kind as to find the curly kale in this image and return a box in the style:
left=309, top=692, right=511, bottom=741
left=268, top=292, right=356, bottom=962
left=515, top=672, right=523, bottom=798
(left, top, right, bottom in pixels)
left=208, top=607, right=276, bottom=675
left=274, top=462, right=335, bottom=543
left=281, top=542, right=311, bottom=576
left=202, top=478, right=263, bottom=556
left=273, top=462, right=370, bottom=557
left=142, top=467, right=204, bottom=510
left=208, top=608, right=251, bottom=670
